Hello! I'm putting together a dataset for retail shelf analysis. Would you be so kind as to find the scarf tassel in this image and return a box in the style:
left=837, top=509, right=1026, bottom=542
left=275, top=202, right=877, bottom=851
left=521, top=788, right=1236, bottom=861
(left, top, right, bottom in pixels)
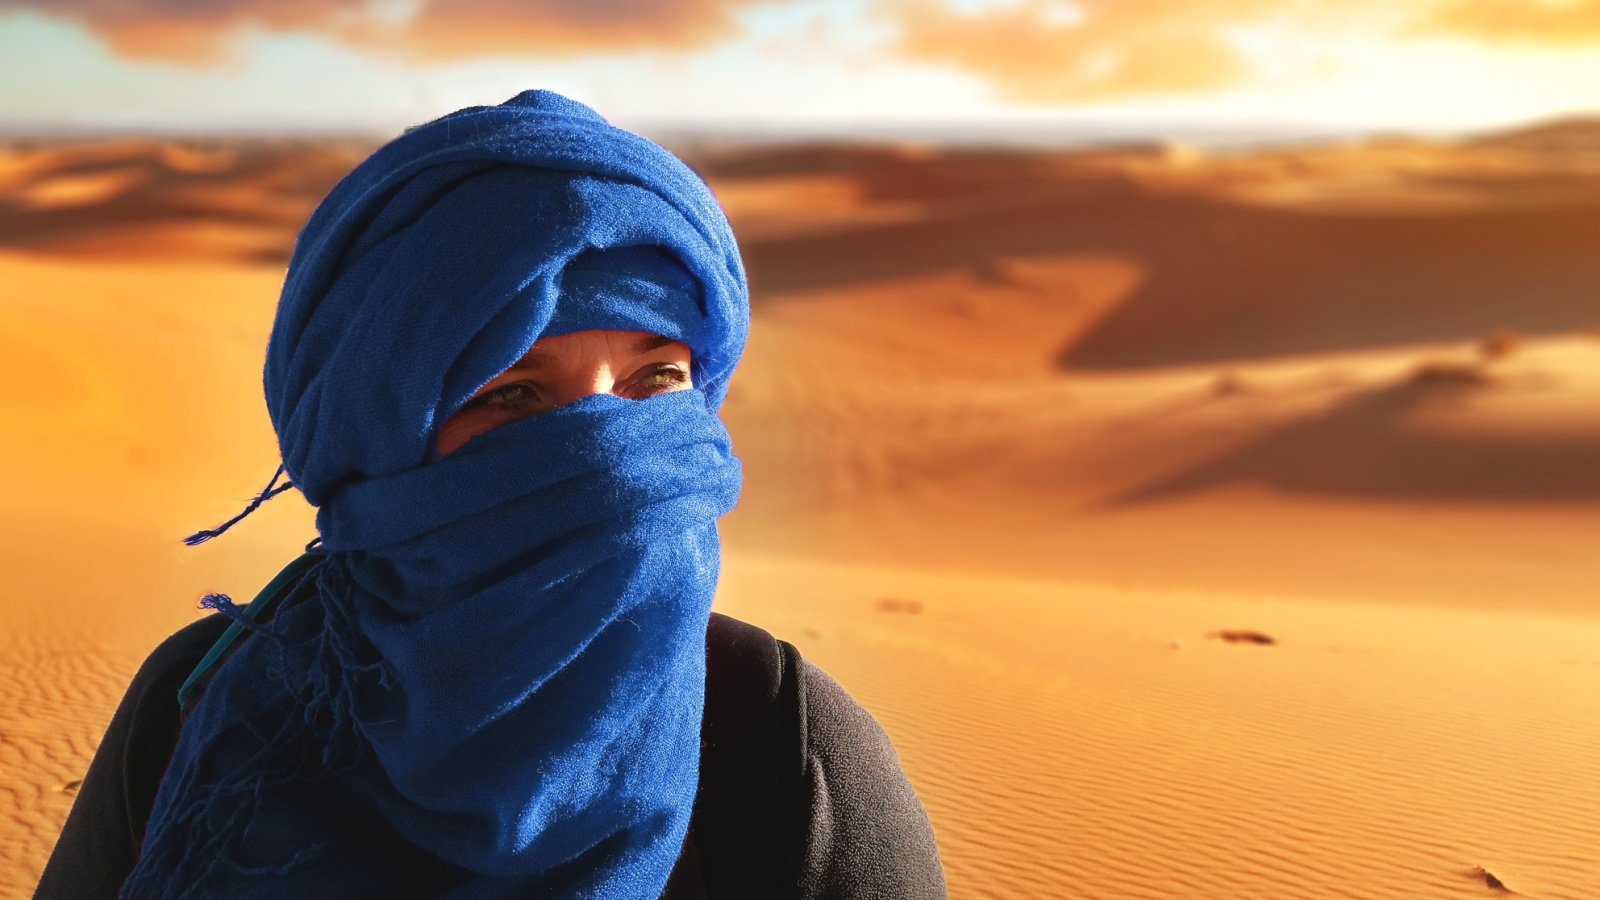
left=123, top=561, right=392, bottom=898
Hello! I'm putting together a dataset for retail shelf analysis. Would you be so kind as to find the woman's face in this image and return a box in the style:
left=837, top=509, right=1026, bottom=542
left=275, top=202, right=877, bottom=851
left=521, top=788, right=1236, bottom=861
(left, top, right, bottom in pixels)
left=434, top=328, right=693, bottom=457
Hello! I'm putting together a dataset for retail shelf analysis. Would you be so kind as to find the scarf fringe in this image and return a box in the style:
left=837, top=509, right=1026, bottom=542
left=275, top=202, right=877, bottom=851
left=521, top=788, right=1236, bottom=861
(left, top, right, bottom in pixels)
left=122, top=559, right=394, bottom=899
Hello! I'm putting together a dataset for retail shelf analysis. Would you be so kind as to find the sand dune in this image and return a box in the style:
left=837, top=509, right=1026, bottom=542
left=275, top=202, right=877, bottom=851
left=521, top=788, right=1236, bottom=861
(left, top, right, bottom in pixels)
left=0, top=137, right=368, bottom=262
left=1467, top=116, right=1600, bottom=158
left=3, top=122, right=1599, bottom=898
left=702, top=139, right=1600, bottom=370
left=1118, top=342, right=1600, bottom=504
left=721, top=279, right=1600, bottom=615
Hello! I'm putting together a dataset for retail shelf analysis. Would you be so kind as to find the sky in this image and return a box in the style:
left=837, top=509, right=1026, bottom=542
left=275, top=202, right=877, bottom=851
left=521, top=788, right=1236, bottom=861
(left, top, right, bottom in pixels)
left=1, top=0, right=1598, bottom=140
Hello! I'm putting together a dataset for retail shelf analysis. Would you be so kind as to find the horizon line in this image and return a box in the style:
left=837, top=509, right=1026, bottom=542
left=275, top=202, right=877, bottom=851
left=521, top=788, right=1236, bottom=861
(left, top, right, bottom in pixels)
left=2, top=109, right=1597, bottom=151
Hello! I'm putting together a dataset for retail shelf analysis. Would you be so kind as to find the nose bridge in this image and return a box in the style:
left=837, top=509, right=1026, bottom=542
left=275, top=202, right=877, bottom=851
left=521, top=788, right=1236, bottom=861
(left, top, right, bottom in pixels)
left=553, top=350, right=617, bottom=405
left=583, top=359, right=617, bottom=396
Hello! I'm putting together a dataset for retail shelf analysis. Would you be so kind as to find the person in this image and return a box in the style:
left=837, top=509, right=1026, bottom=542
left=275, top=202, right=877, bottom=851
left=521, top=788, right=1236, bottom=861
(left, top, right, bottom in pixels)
left=33, top=89, right=946, bottom=899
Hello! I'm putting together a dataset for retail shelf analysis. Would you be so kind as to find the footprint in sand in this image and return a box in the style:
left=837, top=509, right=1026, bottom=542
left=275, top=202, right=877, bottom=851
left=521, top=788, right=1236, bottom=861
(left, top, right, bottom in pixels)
left=1466, top=864, right=1514, bottom=893
left=1208, top=629, right=1276, bottom=646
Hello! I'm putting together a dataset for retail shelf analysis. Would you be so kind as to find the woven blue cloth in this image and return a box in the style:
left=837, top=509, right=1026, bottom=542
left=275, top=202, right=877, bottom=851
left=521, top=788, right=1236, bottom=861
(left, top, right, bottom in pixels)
left=120, top=90, right=748, bottom=899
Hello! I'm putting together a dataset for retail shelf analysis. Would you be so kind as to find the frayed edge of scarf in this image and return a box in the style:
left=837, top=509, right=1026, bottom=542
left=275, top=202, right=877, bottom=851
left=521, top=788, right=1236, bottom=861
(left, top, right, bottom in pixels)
left=121, top=558, right=394, bottom=899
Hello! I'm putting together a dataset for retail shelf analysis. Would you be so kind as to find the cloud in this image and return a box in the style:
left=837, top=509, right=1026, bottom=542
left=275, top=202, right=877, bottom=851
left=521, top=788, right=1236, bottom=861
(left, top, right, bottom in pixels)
left=0, top=0, right=760, bottom=65
left=880, top=0, right=1285, bottom=103
left=0, top=1, right=346, bottom=64
left=348, top=0, right=760, bottom=61
left=1419, top=0, right=1600, bottom=45
left=881, top=0, right=1600, bottom=104
left=11, top=0, right=1600, bottom=89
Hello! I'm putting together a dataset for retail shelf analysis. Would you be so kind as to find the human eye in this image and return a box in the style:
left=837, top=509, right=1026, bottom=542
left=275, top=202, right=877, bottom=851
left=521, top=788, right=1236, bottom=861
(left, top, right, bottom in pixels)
left=629, top=364, right=690, bottom=397
left=463, top=382, right=543, bottom=414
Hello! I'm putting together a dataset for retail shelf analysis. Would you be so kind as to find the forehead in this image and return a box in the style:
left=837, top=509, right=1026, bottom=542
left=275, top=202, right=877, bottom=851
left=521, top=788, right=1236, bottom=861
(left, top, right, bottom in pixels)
left=507, top=331, right=686, bottom=373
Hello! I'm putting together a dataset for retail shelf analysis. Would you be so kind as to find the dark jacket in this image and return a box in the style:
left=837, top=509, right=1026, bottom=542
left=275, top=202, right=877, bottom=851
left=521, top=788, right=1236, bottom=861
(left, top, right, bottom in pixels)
left=35, top=609, right=946, bottom=899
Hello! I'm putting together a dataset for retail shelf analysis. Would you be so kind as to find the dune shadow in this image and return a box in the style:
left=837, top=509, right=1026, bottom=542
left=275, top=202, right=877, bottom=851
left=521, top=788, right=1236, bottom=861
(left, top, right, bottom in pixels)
left=1108, top=373, right=1600, bottom=505
left=733, top=160, right=1600, bottom=369
left=1055, top=201, right=1600, bottom=369
left=0, top=139, right=368, bottom=262
left=736, top=171, right=1152, bottom=295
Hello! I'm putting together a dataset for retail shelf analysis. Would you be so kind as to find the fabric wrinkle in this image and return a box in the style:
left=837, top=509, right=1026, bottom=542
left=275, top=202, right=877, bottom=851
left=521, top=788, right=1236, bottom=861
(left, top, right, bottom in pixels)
left=125, top=89, right=749, bottom=900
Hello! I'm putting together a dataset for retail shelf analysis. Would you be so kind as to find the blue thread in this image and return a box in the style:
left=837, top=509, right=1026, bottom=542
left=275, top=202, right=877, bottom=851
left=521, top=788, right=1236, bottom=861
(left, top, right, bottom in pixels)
left=181, top=464, right=294, bottom=546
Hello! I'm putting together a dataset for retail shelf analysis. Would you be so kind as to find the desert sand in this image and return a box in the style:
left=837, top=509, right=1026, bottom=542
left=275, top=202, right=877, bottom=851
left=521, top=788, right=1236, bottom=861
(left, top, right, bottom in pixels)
left=2, top=122, right=1599, bottom=898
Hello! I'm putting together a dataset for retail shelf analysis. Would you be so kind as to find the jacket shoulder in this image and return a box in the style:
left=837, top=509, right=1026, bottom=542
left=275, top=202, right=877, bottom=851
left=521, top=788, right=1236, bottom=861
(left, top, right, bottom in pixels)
left=794, top=659, right=948, bottom=900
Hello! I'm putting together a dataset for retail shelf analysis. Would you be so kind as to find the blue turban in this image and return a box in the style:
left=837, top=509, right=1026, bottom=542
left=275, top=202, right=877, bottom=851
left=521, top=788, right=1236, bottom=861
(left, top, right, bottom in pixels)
left=122, top=90, right=748, bottom=898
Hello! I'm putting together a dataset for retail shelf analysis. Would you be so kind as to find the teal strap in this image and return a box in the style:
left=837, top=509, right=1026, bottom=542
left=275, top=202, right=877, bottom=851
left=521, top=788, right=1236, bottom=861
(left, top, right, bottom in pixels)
left=176, top=552, right=323, bottom=711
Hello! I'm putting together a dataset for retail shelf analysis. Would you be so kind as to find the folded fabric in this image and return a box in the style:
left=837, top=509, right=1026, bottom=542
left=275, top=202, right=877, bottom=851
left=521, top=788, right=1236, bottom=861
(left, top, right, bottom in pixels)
left=121, top=89, right=749, bottom=899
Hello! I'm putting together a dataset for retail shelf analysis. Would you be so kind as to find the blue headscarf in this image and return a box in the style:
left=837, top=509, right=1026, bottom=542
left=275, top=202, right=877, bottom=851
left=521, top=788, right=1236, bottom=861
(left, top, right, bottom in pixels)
left=121, top=90, right=748, bottom=898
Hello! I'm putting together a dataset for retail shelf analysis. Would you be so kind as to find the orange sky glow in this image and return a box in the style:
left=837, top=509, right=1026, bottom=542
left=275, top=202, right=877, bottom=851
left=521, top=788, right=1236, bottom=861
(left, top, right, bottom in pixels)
left=0, top=0, right=1597, bottom=136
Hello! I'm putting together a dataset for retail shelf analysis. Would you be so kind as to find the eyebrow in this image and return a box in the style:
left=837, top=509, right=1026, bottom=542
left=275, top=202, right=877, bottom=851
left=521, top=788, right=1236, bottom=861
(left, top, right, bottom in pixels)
left=506, top=355, right=547, bottom=373
left=629, top=334, right=679, bottom=354
left=504, top=334, right=680, bottom=373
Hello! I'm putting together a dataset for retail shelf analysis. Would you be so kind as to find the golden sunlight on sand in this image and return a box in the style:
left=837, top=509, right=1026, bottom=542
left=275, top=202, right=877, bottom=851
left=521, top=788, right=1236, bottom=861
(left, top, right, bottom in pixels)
left=3, top=123, right=1599, bottom=897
